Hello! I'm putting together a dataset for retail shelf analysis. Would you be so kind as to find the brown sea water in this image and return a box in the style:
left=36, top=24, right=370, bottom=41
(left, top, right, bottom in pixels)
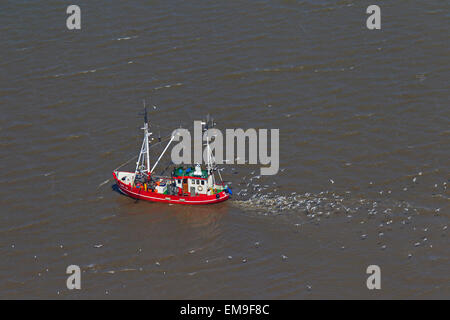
left=0, top=0, right=448, bottom=299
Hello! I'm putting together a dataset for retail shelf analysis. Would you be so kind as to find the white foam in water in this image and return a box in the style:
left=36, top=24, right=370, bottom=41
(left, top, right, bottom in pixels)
left=232, top=188, right=420, bottom=221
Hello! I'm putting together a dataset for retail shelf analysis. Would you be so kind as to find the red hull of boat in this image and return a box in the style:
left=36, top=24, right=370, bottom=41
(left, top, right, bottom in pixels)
left=113, top=173, right=230, bottom=205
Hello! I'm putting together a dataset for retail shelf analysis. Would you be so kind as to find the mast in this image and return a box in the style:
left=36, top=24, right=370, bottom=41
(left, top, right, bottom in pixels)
left=144, top=103, right=151, bottom=174
left=203, top=115, right=217, bottom=189
left=134, top=103, right=152, bottom=180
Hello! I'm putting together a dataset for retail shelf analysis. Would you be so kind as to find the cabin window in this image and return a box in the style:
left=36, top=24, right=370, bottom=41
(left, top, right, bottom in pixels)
left=196, top=180, right=199, bottom=185
left=201, top=180, right=205, bottom=185
left=177, top=179, right=181, bottom=184
left=183, top=179, right=187, bottom=184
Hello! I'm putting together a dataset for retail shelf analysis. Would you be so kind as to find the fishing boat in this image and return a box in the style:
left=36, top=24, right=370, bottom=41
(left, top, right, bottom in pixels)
left=113, top=108, right=231, bottom=205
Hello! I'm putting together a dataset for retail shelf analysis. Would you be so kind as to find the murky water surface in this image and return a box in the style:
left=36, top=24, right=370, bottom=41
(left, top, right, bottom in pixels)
left=0, top=1, right=448, bottom=299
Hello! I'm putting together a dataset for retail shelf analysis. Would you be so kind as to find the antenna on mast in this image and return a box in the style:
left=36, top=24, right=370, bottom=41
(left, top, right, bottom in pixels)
left=143, top=100, right=148, bottom=125
left=205, top=114, right=211, bottom=130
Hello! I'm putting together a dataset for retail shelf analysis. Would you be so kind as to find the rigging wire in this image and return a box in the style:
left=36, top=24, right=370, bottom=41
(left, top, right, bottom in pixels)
left=114, top=115, right=223, bottom=176
left=114, top=134, right=173, bottom=171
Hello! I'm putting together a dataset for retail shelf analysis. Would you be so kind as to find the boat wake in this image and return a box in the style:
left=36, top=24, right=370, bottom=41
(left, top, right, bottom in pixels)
left=231, top=189, right=436, bottom=222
